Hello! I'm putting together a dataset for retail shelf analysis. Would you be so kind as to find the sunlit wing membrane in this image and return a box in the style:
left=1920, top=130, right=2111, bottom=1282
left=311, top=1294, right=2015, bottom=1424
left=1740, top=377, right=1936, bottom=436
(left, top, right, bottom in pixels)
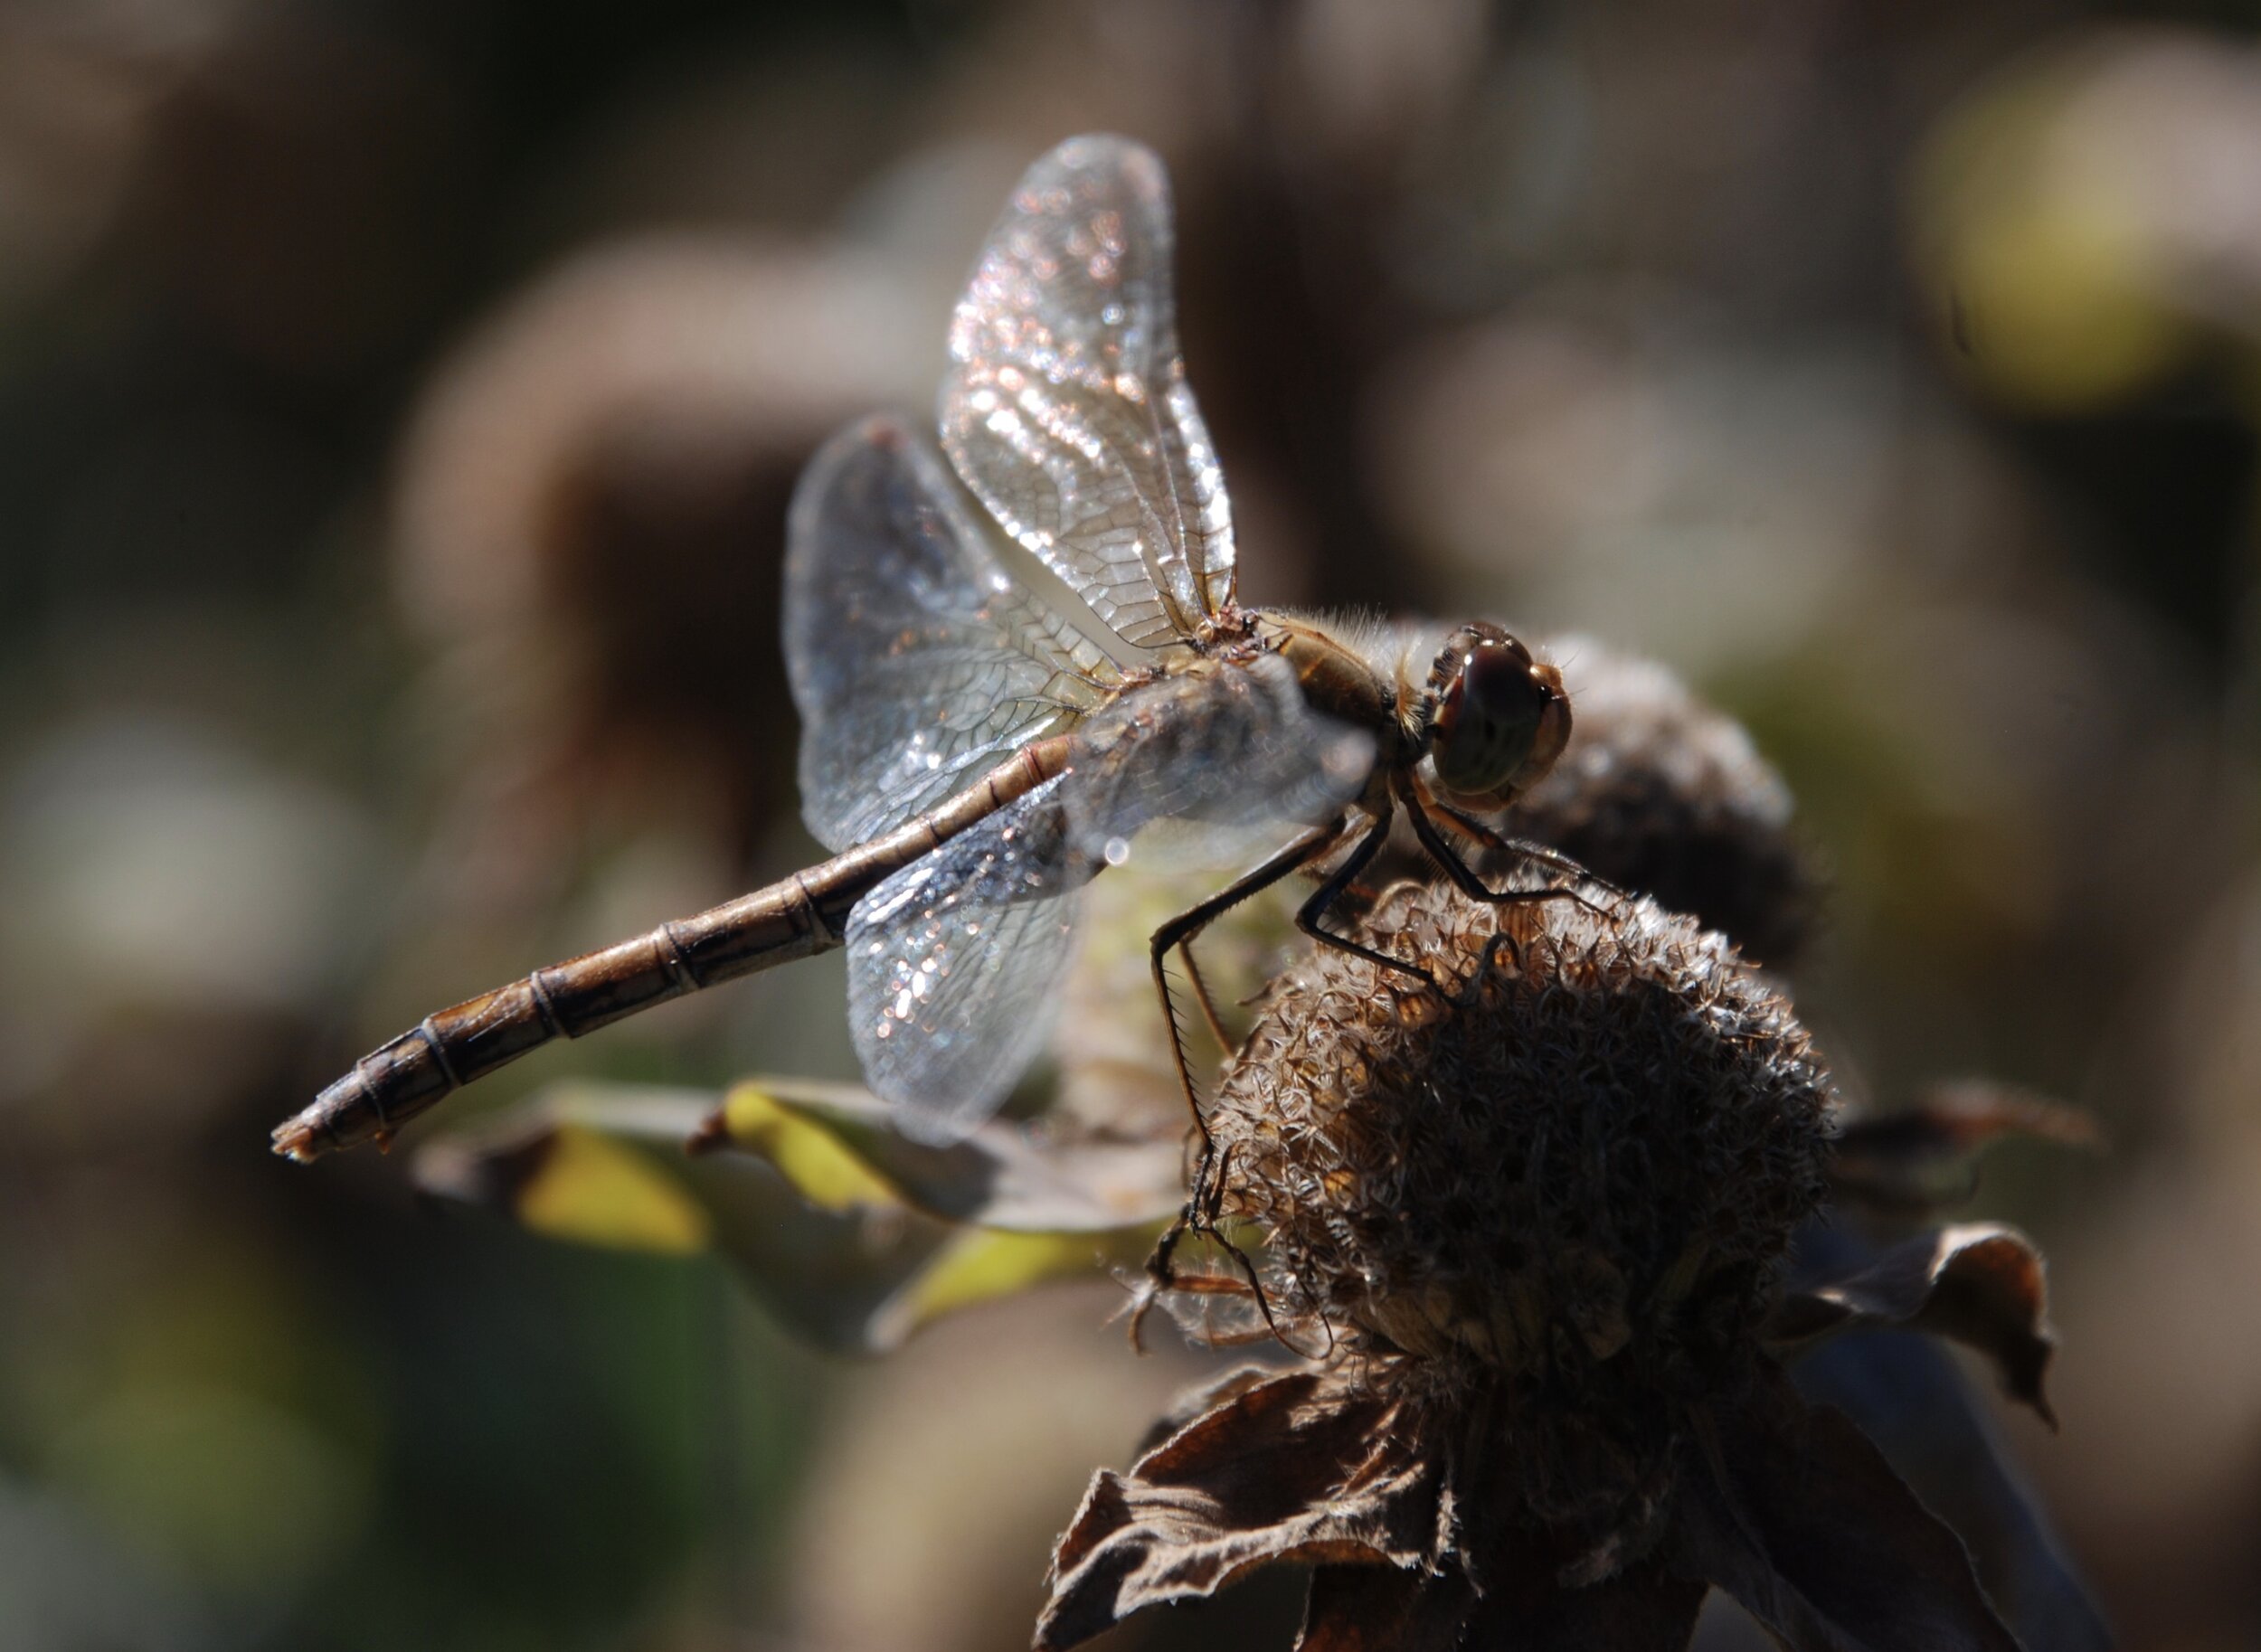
left=785, top=415, right=1123, bottom=852
left=941, top=134, right=1235, bottom=652
left=1064, top=654, right=1376, bottom=861
left=845, top=776, right=1090, bottom=1144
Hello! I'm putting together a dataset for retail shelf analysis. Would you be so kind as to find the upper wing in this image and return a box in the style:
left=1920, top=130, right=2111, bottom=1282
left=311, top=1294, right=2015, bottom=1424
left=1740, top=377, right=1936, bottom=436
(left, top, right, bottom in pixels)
left=941, top=134, right=1235, bottom=651
left=786, top=414, right=1123, bottom=853
left=845, top=775, right=1089, bottom=1145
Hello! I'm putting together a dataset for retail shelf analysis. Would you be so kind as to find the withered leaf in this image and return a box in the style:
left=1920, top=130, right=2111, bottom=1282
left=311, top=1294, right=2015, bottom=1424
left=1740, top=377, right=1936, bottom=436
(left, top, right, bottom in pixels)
left=1764, top=1224, right=2056, bottom=1425
left=415, top=1081, right=1153, bottom=1353
left=696, top=1076, right=1185, bottom=1232
left=1671, top=1373, right=2024, bottom=1652
left=1790, top=1326, right=2111, bottom=1652
left=1831, top=1081, right=2100, bottom=1213
left=1037, top=1370, right=1451, bottom=1651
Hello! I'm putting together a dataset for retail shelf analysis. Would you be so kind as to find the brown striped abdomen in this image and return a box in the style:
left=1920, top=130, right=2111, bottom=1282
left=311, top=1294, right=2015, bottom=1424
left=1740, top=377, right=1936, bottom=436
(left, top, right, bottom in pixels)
left=272, top=739, right=1071, bottom=1162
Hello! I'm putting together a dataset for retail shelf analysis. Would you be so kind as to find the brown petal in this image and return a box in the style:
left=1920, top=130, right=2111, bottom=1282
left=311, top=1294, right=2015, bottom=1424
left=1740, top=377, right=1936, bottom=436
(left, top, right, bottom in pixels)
left=1296, top=1562, right=1476, bottom=1652
left=1831, top=1081, right=2101, bottom=1213
left=1036, top=1370, right=1449, bottom=1651
left=1671, top=1374, right=2025, bottom=1652
left=1764, top=1224, right=2057, bottom=1425
left=1133, top=1364, right=1289, bottom=1455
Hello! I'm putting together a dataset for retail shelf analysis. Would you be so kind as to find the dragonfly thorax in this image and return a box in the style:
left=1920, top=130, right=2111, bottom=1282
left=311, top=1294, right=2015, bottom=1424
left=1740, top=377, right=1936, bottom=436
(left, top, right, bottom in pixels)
left=1261, top=614, right=1415, bottom=789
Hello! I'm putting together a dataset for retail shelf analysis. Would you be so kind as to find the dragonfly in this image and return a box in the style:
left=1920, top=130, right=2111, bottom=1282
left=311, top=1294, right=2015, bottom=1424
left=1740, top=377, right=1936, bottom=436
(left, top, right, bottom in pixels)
left=272, top=133, right=1575, bottom=1166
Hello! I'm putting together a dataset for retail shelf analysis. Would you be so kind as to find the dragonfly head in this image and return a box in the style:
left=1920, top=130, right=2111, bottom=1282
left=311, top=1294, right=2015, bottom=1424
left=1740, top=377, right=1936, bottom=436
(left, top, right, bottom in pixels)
left=1422, top=623, right=1571, bottom=808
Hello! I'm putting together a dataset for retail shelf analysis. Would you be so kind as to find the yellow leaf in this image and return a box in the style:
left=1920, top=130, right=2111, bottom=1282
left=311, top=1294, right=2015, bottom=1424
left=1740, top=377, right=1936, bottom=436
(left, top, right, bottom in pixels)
left=514, top=1126, right=713, bottom=1255
left=717, top=1082, right=907, bottom=1215
left=879, top=1224, right=1163, bottom=1346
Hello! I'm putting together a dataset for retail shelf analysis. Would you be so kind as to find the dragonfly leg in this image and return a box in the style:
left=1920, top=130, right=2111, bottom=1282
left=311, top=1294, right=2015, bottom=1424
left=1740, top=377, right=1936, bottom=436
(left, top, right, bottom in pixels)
left=1133, top=1141, right=1332, bottom=1362
left=1401, top=781, right=1611, bottom=920
left=1427, top=797, right=1625, bottom=901
left=1132, top=1149, right=1226, bottom=1351
left=1292, top=802, right=1441, bottom=988
left=1148, top=819, right=1348, bottom=1153
left=1129, top=1206, right=1191, bottom=1352
left=1178, top=943, right=1234, bottom=1055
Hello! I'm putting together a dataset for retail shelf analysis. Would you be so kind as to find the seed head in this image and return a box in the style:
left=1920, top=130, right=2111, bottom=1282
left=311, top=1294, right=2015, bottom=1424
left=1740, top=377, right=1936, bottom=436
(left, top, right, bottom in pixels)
left=1509, top=637, right=1816, bottom=964
left=1206, top=876, right=1834, bottom=1537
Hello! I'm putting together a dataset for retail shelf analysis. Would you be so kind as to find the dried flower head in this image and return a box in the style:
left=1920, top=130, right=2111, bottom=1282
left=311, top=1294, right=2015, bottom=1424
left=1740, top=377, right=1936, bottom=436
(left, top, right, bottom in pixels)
left=1216, top=879, right=1827, bottom=1533
left=1044, top=877, right=2051, bottom=1652
left=1499, top=637, right=1816, bottom=965
left=1206, top=878, right=1826, bottom=1561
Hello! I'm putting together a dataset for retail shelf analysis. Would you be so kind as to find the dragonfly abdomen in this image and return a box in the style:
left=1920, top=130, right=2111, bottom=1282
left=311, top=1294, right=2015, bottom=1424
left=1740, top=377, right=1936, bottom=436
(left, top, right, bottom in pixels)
left=273, top=734, right=1074, bottom=1163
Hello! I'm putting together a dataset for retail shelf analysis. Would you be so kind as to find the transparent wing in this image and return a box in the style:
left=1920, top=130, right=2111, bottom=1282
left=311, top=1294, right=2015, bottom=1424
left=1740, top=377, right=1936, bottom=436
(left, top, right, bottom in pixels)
left=786, top=415, right=1123, bottom=852
left=842, top=657, right=1371, bottom=1144
left=845, top=775, right=1093, bottom=1145
left=941, top=134, right=1235, bottom=651
left=1064, top=654, right=1376, bottom=862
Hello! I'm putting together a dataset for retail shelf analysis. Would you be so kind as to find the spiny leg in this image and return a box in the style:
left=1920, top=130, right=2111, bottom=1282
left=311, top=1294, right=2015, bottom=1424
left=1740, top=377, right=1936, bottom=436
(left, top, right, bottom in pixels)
left=1428, top=797, right=1625, bottom=899
left=1177, top=941, right=1234, bottom=1055
left=1291, top=799, right=1439, bottom=986
left=1401, top=779, right=1608, bottom=920
left=1134, top=1144, right=1235, bottom=1349
left=1136, top=817, right=1429, bottom=1365
left=1149, top=819, right=1346, bottom=1147
left=1130, top=1205, right=1192, bottom=1352
left=1136, top=1144, right=1328, bottom=1361
left=1141, top=1136, right=1233, bottom=1302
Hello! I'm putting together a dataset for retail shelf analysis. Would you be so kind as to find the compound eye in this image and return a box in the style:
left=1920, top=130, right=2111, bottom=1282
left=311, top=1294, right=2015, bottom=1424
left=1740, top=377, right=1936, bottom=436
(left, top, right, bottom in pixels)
left=1431, top=638, right=1568, bottom=803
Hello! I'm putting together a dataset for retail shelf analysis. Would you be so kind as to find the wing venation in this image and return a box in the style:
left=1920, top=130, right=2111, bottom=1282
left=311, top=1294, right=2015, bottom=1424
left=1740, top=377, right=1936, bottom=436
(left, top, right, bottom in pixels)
left=785, top=414, right=1121, bottom=852
left=941, top=134, right=1235, bottom=652
left=845, top=776, right=1089, bottom=1144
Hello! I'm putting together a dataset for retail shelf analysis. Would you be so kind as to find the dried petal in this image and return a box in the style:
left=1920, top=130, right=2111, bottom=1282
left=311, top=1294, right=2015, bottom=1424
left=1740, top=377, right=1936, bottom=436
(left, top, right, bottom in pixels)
left=1671, top=1374, right=2023, bottom=1652
left=1764, top=1224, right=2057, bottom=1425
left=1037, top=1370, right=1450, bottom=1651
left=1134, top=1364, right=1287, bottom=1454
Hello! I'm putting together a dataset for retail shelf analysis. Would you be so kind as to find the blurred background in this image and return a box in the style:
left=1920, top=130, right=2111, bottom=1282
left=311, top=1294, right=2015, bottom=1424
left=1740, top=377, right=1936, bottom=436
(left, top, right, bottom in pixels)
left=2, top=1, right=2256, bottom=1647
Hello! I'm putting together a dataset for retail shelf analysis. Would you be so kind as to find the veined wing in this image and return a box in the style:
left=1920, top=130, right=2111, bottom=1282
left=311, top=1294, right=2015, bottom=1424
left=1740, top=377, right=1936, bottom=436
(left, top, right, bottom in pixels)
left=941, top=135, right=1235, bottom=652
left=846, top=775, right=1091, bottom=1145
left=1065, top=654, right=1376, bottom=861
left=842, top=657, right=1370, bottom=1146
left=786, top=414, right=1123, bottom=853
